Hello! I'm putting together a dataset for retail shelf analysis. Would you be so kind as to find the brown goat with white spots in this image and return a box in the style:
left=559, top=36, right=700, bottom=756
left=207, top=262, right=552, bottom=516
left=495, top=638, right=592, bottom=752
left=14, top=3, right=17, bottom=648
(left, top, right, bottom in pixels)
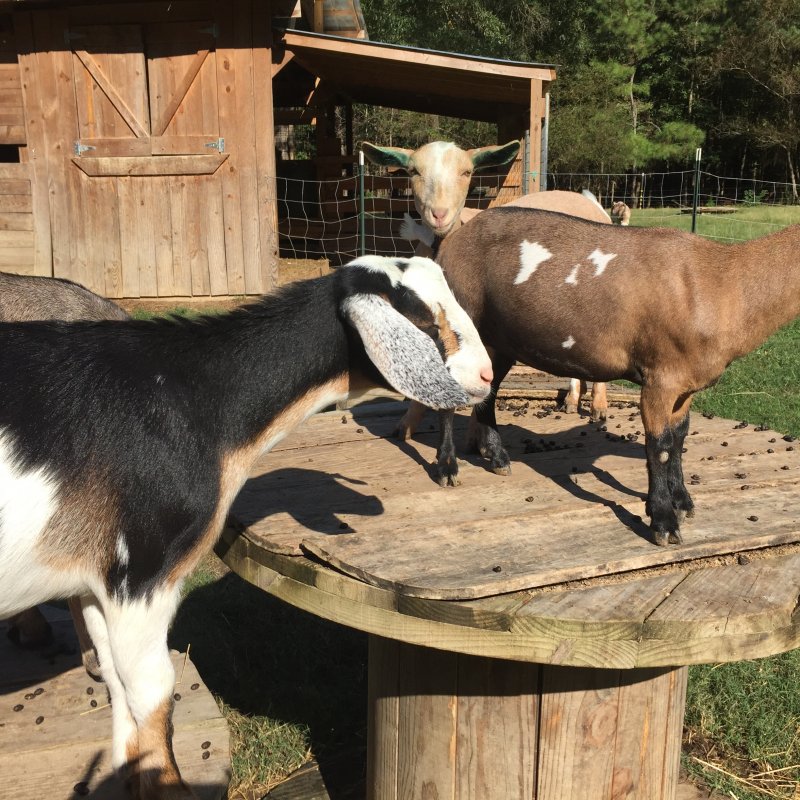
left=429, top=206, right=799, bottom=545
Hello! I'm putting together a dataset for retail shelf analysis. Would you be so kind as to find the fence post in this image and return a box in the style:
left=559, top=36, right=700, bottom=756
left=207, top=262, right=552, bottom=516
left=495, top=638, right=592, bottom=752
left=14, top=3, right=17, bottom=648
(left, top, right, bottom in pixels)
left=358, top=149, right=366, bottom=256
left=522, top=130, right=530, bottom=195
left=691, top=147, right=702, bottom=234
left=540, top=92, right=550, bottom=191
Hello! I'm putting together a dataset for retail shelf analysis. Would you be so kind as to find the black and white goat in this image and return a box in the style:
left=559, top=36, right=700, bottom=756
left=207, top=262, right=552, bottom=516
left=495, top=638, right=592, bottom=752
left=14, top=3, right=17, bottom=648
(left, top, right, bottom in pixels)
left=421, top=207, right=800, bottom=546
left=0, top=256, right=491, bottom=799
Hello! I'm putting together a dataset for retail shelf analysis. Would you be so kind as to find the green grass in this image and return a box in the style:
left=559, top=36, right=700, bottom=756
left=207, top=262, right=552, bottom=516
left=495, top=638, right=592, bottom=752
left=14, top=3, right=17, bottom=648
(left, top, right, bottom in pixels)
left=692, top=318, right=800, bottom=437
left=633, top=203, right=800, bottom=242
left=685, top=655, right=800, bottom=798
left=164, top=207, right=800, bottom=798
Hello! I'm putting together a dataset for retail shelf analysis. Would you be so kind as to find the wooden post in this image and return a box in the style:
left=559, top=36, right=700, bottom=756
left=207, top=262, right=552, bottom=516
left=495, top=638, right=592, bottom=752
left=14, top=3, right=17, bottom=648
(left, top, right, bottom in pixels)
left=367, top=637, right=687, bottom=800
left=256, top=0, right=280, bottom=292
left=528, top=79, right=545, bottom=194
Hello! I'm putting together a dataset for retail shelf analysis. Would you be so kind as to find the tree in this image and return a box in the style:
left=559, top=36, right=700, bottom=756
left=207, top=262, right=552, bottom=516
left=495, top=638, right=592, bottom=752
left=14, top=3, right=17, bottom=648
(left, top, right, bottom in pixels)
left=712, top=0, right=800, bottom=195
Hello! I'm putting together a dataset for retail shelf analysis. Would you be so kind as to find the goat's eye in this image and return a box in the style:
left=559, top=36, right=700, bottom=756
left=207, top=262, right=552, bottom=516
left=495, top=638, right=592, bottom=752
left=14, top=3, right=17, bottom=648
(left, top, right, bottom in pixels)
left=407, top=167, right=418, bottom=177
left=462, top=170, right=472, bottom=178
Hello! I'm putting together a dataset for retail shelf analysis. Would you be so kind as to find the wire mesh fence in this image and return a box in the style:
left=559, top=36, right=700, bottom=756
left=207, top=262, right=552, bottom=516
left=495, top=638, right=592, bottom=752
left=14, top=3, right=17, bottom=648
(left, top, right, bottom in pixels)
left=276, top=166, right=800, bottom=265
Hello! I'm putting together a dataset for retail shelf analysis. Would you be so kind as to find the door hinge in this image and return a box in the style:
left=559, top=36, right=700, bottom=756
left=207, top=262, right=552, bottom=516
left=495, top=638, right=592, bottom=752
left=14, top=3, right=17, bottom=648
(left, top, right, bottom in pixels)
left=204, top=138, right=225, bottom=153
left=73, top=141, right=95, bottom=156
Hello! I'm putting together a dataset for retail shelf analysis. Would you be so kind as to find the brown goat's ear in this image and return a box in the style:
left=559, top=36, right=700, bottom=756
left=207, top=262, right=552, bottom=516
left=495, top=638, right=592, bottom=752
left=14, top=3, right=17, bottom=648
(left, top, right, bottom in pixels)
left=361, top=142, right=413, bottom=170
left=468, top=140, right=521, bottom=172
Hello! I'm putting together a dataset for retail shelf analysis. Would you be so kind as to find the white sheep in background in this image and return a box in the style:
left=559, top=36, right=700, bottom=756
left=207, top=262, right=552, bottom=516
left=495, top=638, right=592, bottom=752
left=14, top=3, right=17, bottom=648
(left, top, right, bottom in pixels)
left=0, top=256, right=492, bottom=799
left=363, top=139, right=613, bottom=432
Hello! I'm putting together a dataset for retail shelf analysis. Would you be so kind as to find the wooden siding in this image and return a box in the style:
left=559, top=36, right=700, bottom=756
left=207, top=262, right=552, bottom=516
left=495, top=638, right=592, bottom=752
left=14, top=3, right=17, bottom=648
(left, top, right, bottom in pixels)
left=0, top=162, right=34, bottom=272
left=0, top=15, right=25, bottom=146
left=11, top=1, right=277, bottom=298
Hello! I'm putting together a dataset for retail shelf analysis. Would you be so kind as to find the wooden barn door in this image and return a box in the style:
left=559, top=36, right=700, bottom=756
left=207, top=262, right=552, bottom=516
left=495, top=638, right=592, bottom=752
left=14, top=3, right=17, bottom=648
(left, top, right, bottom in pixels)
left=19, top=4, right=275, bottom=298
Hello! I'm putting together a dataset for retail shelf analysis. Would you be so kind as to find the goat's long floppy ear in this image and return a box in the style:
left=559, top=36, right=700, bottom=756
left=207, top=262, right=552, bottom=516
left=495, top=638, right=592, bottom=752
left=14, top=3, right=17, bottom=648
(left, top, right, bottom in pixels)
left=468, top=140, right=521, bottom=173
left=342, top=293, right=470, bottom=409
left=361, top=142, right=413, bottom=170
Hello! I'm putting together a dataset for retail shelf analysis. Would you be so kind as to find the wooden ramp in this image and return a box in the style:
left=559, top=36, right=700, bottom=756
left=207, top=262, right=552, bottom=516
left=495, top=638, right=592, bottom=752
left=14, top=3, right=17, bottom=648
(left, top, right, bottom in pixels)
left=0, top=608, right=230, bottom=800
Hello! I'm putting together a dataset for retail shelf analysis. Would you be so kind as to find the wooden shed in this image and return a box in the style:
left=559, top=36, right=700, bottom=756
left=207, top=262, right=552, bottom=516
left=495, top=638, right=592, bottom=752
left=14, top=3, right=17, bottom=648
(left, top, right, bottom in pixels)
left=0, top=1, right=555, bottom=299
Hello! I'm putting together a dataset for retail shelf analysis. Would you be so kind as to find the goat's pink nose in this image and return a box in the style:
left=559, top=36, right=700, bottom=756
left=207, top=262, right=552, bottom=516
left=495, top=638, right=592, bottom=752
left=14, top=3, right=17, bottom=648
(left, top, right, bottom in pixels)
left=480, top=365, right=494, bottom=385
left=431, top=208, right=449, bottom=222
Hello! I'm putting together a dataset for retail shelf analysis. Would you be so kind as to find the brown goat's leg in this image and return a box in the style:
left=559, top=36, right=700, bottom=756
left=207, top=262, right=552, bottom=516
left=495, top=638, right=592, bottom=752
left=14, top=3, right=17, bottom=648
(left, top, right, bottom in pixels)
left=469, top=354, right=514, bottom=476
left=590, top=382, right=608, bottom=422
left=436, top=408, right=460, bottom=486
left=564, top=378, right=586, bottom=414
left=640, top=386, right=691, bottom=546
left=436, top=354, right=514, bottom=485
left=666, top=396, right=694, bottom=521
left=394, top=400, right=427, bottom=440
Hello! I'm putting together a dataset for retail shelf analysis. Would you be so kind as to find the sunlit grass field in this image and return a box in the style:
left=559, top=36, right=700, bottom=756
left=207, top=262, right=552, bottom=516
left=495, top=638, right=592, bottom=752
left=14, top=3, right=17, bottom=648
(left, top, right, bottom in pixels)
left=163, top=202, right=800, bottom=799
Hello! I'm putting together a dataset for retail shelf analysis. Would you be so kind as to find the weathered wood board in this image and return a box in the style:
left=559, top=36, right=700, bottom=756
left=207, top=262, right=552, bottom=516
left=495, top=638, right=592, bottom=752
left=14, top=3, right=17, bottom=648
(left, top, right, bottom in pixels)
left=230, top=396, right=800, bottom=599
left=0, top=610, right=230, bottom=800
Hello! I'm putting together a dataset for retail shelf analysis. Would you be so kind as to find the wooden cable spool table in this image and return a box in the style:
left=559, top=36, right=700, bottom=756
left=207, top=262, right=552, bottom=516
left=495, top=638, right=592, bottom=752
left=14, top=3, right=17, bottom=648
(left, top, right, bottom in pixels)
left=217, top=391, right=800, bottom=800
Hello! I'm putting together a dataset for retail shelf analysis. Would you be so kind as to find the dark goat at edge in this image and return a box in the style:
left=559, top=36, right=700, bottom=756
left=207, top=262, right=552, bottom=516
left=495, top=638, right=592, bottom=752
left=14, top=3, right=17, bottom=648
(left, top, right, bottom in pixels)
left=400, top=206, right=799, bottom=546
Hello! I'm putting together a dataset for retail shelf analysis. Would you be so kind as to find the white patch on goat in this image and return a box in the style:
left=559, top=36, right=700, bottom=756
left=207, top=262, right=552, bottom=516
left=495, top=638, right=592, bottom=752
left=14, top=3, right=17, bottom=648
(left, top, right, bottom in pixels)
left=0, top=429, right=77, bottom=616
left=400, top=213, right=435, bottom=247
left=514, top=240, right=553, bottom=285
left=562, top=335, right=576, bottom=349
left=348, top=255, right=405, bottom=287
left=116, top=535, right=130, bottom=567
left=101, top=586, right=182, bottom=723
left=587, top=248, right=617, bottom=277
left=565, top=265, right=580, bottom=285
left=80, top=597, right=139, bottom=769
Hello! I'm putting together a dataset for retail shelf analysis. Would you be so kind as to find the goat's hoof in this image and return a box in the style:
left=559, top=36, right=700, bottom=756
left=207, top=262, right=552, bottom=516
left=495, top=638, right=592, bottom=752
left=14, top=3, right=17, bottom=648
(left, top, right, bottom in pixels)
left=83, top=651, right=103, bottom=682
left=590, top=408, right=608, bottom=423
left=651, top=525, right=683, bottom=546
left=436, top=458, right=461, bottom=487
left=491, top=464, right=511, bottom=476
left=563, top=402, right=579, bottom=414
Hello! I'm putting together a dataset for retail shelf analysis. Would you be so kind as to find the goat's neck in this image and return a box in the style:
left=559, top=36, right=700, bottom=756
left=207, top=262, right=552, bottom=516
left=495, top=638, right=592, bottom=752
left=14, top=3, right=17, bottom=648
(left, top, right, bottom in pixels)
left=730, top=225, right=800, bottom=353
left=169, top=276, right=353, bottom=455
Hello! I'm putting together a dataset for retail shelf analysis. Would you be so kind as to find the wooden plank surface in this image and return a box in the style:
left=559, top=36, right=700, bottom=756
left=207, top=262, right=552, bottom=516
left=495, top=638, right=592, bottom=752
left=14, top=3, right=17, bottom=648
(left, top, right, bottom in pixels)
left=220, top=390, right=800, bottom=667
left=0, top=614, right=230, bottom=800
left=231, top=399, right=800, bottom=599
